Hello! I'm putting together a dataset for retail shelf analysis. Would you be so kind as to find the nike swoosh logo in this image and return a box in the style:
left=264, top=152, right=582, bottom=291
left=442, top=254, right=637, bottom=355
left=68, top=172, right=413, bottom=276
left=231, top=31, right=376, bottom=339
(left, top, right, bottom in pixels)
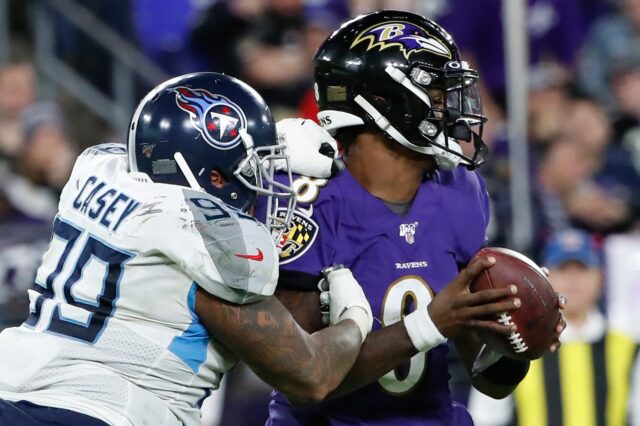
left=234, top=249, right=264, bottom=261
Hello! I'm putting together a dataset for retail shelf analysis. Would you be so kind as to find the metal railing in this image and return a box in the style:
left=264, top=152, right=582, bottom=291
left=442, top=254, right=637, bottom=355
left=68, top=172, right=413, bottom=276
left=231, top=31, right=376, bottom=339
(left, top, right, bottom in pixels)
left=28, top=0, right=170, bottom=131
left=0, top=0, right=9, bottom=65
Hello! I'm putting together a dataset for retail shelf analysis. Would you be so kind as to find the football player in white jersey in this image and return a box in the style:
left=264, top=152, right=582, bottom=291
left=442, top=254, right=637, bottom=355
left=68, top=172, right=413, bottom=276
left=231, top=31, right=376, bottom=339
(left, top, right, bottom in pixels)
left=0, top=72, right=373, bottom=426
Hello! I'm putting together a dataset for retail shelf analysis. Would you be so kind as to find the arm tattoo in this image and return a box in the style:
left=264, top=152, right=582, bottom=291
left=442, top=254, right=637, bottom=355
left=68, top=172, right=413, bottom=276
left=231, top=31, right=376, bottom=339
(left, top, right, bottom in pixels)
left=196, top=289, right=362, bottom=401
left=276, top=288, right=418, bottom=399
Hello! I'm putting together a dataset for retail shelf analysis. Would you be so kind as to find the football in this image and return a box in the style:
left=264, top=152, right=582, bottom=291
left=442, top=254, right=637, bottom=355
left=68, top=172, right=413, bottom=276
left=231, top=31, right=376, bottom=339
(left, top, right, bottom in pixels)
left=469, top=247, right=561, bottom=360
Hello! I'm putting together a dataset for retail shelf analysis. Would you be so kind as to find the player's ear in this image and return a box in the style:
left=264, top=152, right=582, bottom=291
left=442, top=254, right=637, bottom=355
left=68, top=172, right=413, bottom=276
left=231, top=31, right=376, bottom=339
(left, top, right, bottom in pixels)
left=211, top=169, right=228, bottom=189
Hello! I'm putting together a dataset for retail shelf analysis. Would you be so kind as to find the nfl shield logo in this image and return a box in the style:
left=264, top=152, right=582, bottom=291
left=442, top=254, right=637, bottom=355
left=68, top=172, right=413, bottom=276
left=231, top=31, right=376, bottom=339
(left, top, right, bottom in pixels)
left=142, top=144, right=154, bottom=158
left=399, top=222, right=419, bottom=244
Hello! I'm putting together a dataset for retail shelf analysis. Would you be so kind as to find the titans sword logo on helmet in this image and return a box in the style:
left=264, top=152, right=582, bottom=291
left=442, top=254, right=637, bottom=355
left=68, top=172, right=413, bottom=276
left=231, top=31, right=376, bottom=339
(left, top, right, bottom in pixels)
left=350, top=21, right=452, bottom=60
left=174, top=86, right=247, bottom=150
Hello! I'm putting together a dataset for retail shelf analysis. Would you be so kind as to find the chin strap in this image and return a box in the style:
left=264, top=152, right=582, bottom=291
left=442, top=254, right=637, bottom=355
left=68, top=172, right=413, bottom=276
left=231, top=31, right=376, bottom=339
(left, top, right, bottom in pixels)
left=174, top=152, right=205, bottom=192
left=428, top=133, right=464, bottom=170
left=353, top=94, right=465, bottom=170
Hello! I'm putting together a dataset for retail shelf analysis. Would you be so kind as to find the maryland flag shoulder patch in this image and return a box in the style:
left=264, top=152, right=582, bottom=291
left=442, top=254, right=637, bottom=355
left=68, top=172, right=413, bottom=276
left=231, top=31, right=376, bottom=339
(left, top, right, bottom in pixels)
left=278, top=208, right=319, bottom=265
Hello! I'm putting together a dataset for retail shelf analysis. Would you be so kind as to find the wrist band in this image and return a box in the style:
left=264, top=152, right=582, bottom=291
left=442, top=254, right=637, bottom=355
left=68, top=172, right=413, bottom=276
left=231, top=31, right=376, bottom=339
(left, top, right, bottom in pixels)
left=403, top=306, right=447, bottom=352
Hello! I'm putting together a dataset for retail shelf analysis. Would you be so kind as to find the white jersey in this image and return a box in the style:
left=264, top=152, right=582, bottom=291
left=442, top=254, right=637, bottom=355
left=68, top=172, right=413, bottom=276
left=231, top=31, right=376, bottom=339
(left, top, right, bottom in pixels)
left=0, top=144, right=279, bottom=425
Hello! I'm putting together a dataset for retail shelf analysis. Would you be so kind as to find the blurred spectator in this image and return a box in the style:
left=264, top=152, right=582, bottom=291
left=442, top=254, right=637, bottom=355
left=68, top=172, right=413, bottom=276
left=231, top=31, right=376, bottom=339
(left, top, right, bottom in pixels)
left=131, top=0, right=206, bottom=74
left=561, top=99, right=638, bottom=233
left=432, top=0, right=587, bottom=109
left=18, top=102, right=76, bottom=193
left=531, top=138, right=595, bottom=248
left=527, top=62, right=572, bottom=150
left=468, top=229, right=638, bottom=426
left=297, top=0, right=351, bottom=121
left=239, top=0, right=308, bottom=113
left=611, top=60, right=640, bottom=141
left=0, top=182, right=50, bottom=328
left=562, top=98, right=611, bottom=156
left=579, top=0, right=640, bottom=111
left=0, top=62, right=36, bottom=159
left=0, top=101, right=76, bottom=328
left=604, top=232, right=640, bottom=426
left=524, top=96, right=639, bottom=248
left=610, top=63, right=640, bottom=223
left=1, top=102, right=75, bottom=224
left=468, top=63, right=567, bottom=248
left=192, top=0, right=308, bottom=114
left=191, top=0, right=264, bottom=79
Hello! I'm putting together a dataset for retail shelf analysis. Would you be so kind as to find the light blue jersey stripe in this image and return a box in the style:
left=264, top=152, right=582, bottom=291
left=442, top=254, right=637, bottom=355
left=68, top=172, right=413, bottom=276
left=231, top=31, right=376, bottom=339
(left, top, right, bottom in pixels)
left=168, top=283, right=209, bottom=372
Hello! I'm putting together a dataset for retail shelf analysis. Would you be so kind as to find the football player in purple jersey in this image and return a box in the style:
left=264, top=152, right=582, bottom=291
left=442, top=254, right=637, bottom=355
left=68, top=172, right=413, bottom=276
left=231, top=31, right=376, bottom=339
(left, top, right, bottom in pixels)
left=263, top=10, right=566, bottom=426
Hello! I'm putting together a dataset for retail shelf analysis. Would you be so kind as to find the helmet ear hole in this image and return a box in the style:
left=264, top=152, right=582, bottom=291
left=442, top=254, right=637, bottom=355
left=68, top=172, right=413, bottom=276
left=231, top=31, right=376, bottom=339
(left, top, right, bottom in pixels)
left=211, top=168, right=228, bottom=189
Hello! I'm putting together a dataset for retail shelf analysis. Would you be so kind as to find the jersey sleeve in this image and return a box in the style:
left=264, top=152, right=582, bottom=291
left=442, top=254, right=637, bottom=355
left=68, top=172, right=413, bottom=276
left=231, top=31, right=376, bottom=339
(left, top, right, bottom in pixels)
left=253, top=175, right=342, bottom=291
left=276, top=191, right=342, bottom=292
left=64, top=144, right=128, bottom=188
left=139, top=189, right=279, bottom=304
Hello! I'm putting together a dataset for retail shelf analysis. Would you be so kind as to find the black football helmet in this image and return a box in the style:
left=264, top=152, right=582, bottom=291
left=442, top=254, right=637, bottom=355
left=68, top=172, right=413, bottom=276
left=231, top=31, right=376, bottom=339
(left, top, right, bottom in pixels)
left=313, top=10, right=488, bottom=170
left=128, top=72, right=295, bottom=240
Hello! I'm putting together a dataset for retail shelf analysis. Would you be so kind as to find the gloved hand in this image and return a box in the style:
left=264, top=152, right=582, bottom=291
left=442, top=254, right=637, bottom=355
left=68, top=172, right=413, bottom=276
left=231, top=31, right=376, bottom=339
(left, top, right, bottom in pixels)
left=318, top=265, right=373, bottom=343
left=275, top=118, right=342, bottom=178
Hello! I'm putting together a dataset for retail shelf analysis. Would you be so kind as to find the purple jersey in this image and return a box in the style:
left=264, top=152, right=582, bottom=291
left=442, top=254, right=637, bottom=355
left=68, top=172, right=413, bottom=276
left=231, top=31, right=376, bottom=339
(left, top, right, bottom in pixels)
left=266, top=167, right=490, bottom=425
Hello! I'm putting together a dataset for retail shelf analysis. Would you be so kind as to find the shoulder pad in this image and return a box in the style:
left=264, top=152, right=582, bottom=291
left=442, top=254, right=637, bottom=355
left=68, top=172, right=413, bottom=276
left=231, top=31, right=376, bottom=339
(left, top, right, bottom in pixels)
left=182, top=189, right=279, bottom=303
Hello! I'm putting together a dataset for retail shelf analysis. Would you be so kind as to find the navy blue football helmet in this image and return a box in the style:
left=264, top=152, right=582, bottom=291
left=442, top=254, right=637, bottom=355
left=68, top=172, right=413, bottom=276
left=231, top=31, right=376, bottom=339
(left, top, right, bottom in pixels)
left=128, top=72, right=295, bottom=238
left=314, top=10, right=488, bottom=170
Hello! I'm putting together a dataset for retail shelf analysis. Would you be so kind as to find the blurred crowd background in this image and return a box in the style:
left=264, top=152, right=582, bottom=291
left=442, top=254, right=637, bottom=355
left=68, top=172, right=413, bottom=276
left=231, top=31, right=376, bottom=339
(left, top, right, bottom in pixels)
left=2, top=0, right=640, bottom=425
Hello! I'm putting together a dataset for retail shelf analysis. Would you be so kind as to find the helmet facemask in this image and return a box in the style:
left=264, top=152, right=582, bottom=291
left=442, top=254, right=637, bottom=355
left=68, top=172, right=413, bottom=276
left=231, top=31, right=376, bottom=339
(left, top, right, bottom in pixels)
left=234, top=129, right=296, bottom=245
left=373, top=61, right=488, bottom=170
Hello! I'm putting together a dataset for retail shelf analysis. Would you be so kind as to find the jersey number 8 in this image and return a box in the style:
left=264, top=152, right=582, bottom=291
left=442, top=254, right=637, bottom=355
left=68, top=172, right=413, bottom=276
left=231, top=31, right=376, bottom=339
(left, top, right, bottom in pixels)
left=378, top=276, right=434, bottom=395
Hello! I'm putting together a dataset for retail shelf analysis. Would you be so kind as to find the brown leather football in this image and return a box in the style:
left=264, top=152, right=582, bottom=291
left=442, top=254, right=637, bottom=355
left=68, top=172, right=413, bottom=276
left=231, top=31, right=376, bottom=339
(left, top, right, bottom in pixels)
left=469, top=247, right=561, bottom=360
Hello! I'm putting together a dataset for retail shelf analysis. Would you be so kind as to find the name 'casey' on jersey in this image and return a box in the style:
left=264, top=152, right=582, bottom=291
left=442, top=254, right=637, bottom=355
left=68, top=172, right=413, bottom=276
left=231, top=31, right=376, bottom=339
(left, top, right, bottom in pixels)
left=263, top=167, right=490, bottom=425
left=0, top=144, right=279, bottom=426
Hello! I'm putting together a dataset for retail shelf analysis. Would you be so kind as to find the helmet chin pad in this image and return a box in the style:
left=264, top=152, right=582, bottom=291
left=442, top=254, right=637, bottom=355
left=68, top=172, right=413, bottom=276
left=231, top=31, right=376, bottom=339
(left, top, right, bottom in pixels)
left=428, top=133, right=463, bottom=170
left=448, top=120, right=472, bottom=141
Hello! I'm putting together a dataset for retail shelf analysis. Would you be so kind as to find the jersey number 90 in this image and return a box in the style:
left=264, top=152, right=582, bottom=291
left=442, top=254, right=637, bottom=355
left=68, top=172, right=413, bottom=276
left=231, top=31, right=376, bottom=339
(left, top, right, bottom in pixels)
left=25, top=217, right=134, bottom=344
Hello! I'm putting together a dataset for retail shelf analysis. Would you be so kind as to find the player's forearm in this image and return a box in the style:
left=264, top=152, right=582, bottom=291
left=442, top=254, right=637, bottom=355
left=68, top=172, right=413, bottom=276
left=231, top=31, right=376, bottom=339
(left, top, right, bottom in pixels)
left=282, top=319, right=363, bottom=404
left=250, top=318, right=363, bottom=405
left=326, top=321, right=418, bottom=399
left=196, top=289, right=363, bottom=404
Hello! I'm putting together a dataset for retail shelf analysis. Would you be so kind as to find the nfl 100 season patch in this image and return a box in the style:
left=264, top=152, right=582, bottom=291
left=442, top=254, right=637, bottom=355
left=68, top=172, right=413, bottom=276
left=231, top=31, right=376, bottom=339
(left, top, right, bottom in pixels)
left=399, top=222, right=419, bottom=244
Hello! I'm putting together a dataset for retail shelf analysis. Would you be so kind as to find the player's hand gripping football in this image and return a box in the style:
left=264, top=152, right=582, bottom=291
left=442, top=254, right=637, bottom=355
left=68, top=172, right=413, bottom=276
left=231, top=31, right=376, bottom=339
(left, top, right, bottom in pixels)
left=541, top=266, right=567, bottom=353
left=428, top=256, right=521, bottom=339
left=318, top=265, right=373, bottom=343
left=471, top=267, right=567, bottom=375
left=274, top=118, right=343, bottom=178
